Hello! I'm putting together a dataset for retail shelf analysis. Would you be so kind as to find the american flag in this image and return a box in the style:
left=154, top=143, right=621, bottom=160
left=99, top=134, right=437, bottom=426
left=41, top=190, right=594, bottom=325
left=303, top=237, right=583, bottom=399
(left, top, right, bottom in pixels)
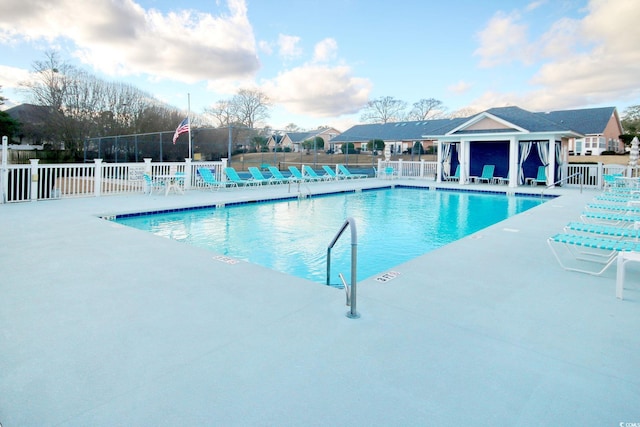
left=172, top=118, right=189, bottom=144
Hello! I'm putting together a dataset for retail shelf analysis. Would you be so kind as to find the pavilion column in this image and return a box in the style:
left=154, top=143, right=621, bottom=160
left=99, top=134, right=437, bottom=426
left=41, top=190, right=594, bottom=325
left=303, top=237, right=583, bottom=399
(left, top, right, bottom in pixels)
left=547, top=137, right=556, bottom=187
left=508, top=136, right=518, bottom=188
left=436, top=139, right=443, bottom=183
left=460, top=139, right=470, bottom=184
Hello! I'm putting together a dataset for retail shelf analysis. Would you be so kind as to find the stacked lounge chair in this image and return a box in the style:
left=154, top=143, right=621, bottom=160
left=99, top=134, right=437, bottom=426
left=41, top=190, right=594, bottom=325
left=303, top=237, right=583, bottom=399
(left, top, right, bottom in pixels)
left=322, top=165, right=343, bottom=180
left=198, top=168, right=237, bottom=190
left=337, top=164, right=367, bottom=179
left=303, top=165, right=332, bottom=181
left=248, top=166, right=285, bottom=185
left=224, top=167, right=260, bottom=187
left=268, top=166, right=299, bottom=183
left=288, top=166, right=323, bottom=182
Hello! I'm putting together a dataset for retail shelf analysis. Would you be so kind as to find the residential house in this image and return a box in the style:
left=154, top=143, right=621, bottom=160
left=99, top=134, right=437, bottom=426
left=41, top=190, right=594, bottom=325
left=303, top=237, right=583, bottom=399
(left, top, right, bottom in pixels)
left=540, top=107, right=623, bottom=155
left=277, top=127, right=341, bottom=153
left=266, top=133, right=293, bottom=151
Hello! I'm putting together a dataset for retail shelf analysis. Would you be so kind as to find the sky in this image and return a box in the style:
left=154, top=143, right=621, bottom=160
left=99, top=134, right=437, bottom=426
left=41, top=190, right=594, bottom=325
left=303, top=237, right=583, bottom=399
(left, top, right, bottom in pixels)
left=0, top=0, right=638, bottom=132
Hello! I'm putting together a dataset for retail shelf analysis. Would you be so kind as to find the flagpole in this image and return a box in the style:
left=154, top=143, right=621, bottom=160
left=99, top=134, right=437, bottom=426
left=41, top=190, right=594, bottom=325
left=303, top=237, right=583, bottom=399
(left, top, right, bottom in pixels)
left=187, top=93, right=192, bottom=159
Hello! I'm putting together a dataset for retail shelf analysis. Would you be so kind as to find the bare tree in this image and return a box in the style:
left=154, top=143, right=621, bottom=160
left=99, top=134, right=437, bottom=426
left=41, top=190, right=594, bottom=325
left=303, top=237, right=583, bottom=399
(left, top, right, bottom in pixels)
left=207, top=89, right=271, bottom=129
left=284, top=123, right=300, bottom=132
left=232, top=88, right=271, bottom=128
left=360, top=96, right=407, bottom=124
left=447, top=107, right=479, bottom=119
left=407, top=98, right=446, bottom=120
left=21, top=51, right=186, bottom=157
left=205, top=99, right=240, bottom=127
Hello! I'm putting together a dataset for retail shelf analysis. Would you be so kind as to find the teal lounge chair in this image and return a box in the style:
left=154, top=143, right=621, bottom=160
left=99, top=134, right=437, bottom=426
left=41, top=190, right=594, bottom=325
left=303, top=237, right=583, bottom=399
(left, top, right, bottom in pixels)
left=198, top=168, right=237, bottom=190
left=564, top=221, right=640, bottom=240
left=380, top=166, right=397, bottom=180
left=224, top=167, right=260, bottom=187
left=248, top=166, right=282, bottom=185
left=603, top=173, right=623, bottom=189
left=493, top=172, right=510, bottom=185
left=267, top=166, right=299, bottom=183
left=445, top=165, right=460, bottom=182
left=289, top=166, right=322, bottom=182
left=547, top=232, right=640, bottom=275
left=303, top=165, right=332, bottom=181
left=143, top=173, right=165, bottom=195
left=594, top=194, right=639, bottom=203
left=322, top=165, right=342, bottom=180
left=581, top=211, right=640, bottom=226
left=470, top=165, right=495, bottom=183
left=526, top=165, right=547, bottom=186
left=586, top=203, right=640, bottom=214
left=337, top=164, right=367, bottom=179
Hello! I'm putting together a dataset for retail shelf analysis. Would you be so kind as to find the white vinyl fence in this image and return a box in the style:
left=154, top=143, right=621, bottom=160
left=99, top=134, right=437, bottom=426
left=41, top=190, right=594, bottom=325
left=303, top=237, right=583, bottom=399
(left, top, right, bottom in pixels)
left=1, top=156, right=635, bottom=204
left=1, top=158, right=228, bottom=203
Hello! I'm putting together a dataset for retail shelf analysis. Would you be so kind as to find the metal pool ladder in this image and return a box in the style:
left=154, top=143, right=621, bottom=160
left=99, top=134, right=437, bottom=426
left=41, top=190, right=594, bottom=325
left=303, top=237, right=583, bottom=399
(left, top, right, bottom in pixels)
left=327, top=217, right=359, bottom=319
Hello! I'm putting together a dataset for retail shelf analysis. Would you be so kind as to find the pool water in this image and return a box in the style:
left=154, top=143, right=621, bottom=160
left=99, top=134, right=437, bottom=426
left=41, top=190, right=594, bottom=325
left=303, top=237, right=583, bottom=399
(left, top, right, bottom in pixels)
left=115, top=188, right=546, bottom=285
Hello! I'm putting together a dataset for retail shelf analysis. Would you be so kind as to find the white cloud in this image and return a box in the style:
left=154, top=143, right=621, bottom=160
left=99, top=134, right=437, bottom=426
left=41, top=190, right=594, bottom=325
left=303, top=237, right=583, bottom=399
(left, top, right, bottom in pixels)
left=525, top=0, right=546, bottom=12
left=0, top=64, right=32, bottom=88
left=278, top=34, right=302, bottom=59
left=313, top=38, right=338, bottom=63
left=260, top=64, right=371, bottom=117
left=258, top=40, right=273, bottom=55
left=473, top=11, right=533, bottom=67
left=0, top=0, right=260, bottom=83
left=470, top=0, right=640, bottom=112
left=528, top=0, right=640, bottom=109
left=537, top=17, right=582, bottom=59
left=448, top=80, right=472, bottom=95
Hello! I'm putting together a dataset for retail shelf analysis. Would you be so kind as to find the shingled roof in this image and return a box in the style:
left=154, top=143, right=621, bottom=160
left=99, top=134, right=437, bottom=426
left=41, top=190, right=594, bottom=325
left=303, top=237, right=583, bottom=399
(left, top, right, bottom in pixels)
left=331, top=118, right=467, bottom=143
left=331, top=105, right=617, bottom=142
left=536, top=106, right=617, bottom=135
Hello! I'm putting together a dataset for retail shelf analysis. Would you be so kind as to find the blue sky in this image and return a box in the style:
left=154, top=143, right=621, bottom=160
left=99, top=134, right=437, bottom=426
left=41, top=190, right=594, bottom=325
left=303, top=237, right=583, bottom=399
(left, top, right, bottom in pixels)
left=1, top=0, right=638, bottom=131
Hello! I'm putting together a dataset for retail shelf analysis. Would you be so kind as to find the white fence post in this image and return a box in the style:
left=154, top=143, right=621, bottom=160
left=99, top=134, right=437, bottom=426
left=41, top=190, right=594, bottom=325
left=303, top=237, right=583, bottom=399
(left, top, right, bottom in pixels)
left=397, top=159, right=403, bottom=178
left=29, top=159, right=39, bottom=201
left=1, top=136, right=7, bottom=203
left=184, top=158, right=192, bottom=190
left=220, top=158, right=228, bottom=181
left=597, top=162, right=603, bottom=189
left=143, top=158, right=152, bottom=173
left=94, top=159, right=103, bottom=197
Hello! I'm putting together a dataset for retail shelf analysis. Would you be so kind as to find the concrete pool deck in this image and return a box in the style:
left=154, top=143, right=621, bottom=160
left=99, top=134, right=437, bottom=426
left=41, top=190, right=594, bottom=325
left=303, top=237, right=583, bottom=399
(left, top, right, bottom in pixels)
left=1, top=179, right=639, bottom=426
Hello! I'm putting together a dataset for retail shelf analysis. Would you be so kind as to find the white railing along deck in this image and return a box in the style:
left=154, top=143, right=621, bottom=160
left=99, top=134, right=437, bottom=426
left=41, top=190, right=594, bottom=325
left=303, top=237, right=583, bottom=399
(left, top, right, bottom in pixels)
left=2, top=158, right=636, bottom=203
left=1, top=158, right=228, bottom=203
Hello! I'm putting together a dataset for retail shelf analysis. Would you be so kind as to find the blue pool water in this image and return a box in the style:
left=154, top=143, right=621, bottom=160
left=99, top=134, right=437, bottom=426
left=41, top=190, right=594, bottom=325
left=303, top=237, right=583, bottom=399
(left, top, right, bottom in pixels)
left=115, top=188, right=546, bottom=285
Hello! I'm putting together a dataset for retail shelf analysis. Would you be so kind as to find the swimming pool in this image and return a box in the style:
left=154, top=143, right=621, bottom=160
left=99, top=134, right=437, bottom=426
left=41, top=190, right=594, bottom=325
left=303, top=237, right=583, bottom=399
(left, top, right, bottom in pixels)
left=114, top=188, right=547, bottom=285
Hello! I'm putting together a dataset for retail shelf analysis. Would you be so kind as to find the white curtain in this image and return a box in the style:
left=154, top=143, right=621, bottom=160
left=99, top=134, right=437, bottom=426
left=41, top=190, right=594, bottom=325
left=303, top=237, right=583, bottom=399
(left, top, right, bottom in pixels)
left=537, top=141, right=550, bottom=183
left=555, top=142, right=563, bottom=182
left=441, top=143, right=452, bottom=179
left=518, top=141, right=533, bottom=184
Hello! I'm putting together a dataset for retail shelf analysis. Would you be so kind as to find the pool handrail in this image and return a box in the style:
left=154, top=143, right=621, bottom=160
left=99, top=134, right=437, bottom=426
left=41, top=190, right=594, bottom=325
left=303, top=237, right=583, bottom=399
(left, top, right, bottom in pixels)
left=327, top=217, right=359, bottom=319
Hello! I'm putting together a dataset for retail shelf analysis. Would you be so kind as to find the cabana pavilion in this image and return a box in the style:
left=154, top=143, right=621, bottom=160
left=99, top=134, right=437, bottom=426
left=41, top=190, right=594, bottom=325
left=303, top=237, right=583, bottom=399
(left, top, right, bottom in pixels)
left=431, top=107, right=583, bottom=187
left=331, top=106, right=622, bottom=187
